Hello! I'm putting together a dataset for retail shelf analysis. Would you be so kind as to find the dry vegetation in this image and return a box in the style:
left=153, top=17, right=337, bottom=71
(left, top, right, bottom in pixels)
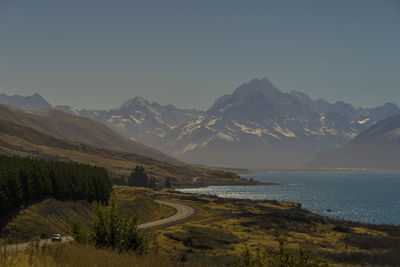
left=0, top=187, right=174, bottom=243
left=2, top=186, right=400, bottom=266
left=0, top=242, right=187, bottom=267
left=145, top=188, right=400, bottom=266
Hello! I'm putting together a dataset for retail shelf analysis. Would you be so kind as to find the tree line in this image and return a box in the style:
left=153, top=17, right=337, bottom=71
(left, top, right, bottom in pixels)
left=112, top=165, right=172, bottom=189
left=0, top=155, right=112, bottom=215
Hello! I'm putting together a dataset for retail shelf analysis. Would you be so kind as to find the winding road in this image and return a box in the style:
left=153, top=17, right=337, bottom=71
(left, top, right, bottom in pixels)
left=4, top=200, right=194, bottom=252
left=138, top=200, right=195, bottom=229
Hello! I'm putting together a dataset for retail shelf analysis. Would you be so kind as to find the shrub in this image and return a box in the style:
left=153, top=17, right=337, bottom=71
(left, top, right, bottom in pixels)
left=236, top=238, right=328, bottom=267
left=72, top=200, right=149, bottom=254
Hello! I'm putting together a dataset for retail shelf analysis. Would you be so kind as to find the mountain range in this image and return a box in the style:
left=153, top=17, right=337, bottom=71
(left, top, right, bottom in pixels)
left=2, top=76, right=399, bottom=169
left=0, top=104, right=177, bottom=163
left=308, top=114, right=400, bottom=170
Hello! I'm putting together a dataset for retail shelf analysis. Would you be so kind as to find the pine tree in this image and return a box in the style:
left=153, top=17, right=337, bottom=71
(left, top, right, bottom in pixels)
left=165, top=177, right=172, bottom=188
left=128, top=166, right=149, bottom=187
left=6, top=170, right=23, bottom=208
left=148, top=177, right=156, bottom=189
left=0, top=154, right=113, bottom=216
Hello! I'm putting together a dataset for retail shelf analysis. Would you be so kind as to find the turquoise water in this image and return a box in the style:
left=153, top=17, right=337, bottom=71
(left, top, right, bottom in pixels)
left=178, top=172, right=400, bottom=225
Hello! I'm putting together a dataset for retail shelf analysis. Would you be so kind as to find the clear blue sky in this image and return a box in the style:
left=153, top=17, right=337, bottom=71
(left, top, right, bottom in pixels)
left=0, top=0, right=399, bottom=110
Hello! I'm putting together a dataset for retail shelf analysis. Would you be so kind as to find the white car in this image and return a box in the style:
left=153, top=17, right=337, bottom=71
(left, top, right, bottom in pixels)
left=51, top=234, right=62, bottom=242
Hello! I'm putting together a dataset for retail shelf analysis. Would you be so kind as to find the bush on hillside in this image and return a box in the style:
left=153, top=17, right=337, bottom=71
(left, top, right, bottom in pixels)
left=72, top=200, right=149, bottom=254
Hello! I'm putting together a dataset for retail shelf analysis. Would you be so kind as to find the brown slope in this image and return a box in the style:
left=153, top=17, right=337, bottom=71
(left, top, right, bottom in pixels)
left=0, top=104, right=177, bottom=163
left=0, top=119, right=244, bottom=186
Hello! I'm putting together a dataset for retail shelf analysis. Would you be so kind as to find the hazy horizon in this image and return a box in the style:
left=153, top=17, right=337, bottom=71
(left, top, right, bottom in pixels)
left=1, top=0, right=399, bottom=110
left=1, top=76, right=399, bottom=112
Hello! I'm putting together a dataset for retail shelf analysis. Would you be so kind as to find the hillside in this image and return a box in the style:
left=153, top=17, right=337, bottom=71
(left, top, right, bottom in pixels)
left=1, top=187, right=174, bottom=243
left=0, top=119, right=247, bottom=186
left=307, top=114, right=400, bottom=170
left=0, top=104, right=177, bottom=163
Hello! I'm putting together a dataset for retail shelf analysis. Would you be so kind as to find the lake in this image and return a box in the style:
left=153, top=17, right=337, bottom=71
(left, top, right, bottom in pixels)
left=178, top=172, right=400, bottom=225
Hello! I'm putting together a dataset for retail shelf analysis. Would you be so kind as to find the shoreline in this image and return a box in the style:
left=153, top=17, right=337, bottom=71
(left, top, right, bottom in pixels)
left=174, top=180, right=278, bottom=189
left=240, top=168, right=400, bottom=174
left=174, top=186, right=399, bottom=227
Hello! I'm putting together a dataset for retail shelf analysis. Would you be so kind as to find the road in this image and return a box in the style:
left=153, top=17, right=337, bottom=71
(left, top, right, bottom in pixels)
left=4, top=200, right=194, bottom=252
left=3, top=236, right=74, bottom=252
left=138, top=200, right=195, bottom=229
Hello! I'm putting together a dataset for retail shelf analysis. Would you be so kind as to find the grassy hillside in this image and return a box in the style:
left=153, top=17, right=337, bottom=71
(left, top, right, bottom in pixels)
left=0, top=104, right=177, bottom=163
left=1, top=187, right=174, bottom=243
left=1, top=199, right=93, bottom=243
left=0, top=119, right=251, bottom=186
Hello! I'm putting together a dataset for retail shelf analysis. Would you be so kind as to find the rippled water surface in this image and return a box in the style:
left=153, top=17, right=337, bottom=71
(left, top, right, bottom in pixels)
left=178, top=172, right=400, bottom=225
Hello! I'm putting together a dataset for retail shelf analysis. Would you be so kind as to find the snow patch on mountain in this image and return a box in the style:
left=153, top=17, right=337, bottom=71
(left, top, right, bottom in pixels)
left=358, top=118, right=371, bottom=124
left=273, top=124, right=296, bottom=138
left=217, top=132, right=235, bottom=142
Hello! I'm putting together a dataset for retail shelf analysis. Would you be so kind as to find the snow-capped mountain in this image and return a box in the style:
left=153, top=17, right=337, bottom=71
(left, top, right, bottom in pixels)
left=51, top=76, right=399, bottom=168
left=7, top=77, right=397, bottom=168
left=64, top=97, right=203, bottom=147
left=308, top=114, right=400, bottom=170
left=160, top=77, right=400, bottom=167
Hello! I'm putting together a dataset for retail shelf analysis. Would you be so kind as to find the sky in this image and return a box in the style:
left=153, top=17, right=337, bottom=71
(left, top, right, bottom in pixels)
left=0, top=0, right=399, bottom=110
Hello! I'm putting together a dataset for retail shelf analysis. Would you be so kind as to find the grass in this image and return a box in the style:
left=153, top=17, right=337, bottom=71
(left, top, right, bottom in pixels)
left=0, top=187, right=174, bottom=243
left=165, top=225, right=240, bottom=250
left=0, top=242, right=203, bottom=267
left=112, top=186, right=175, bottom=224
left=143, top=188, right=400, bottom=266
left=1, top=199, right=93, bottom=243
left=3, top=186, right=400, bottom=266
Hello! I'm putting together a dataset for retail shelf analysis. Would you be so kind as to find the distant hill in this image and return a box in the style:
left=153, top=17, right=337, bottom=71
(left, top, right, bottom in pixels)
left=0, top=93, right=52, bottom=110
left=0, top=119, right=244, bottom=186
left=307, top=114, right=400, bottom=170
left=0, top=104, right=177, bottom=163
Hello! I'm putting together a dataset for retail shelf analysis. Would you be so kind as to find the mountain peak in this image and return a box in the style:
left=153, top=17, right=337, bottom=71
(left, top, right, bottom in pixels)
left=231, top=76, right=282, bottom=100
left=256, top=75, right=269, bottom=81
left=249, top=75, right=274, bottom=86
left=119, top=96, right=149, bottom=110
left=0, top=93, right=52, bottom=110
